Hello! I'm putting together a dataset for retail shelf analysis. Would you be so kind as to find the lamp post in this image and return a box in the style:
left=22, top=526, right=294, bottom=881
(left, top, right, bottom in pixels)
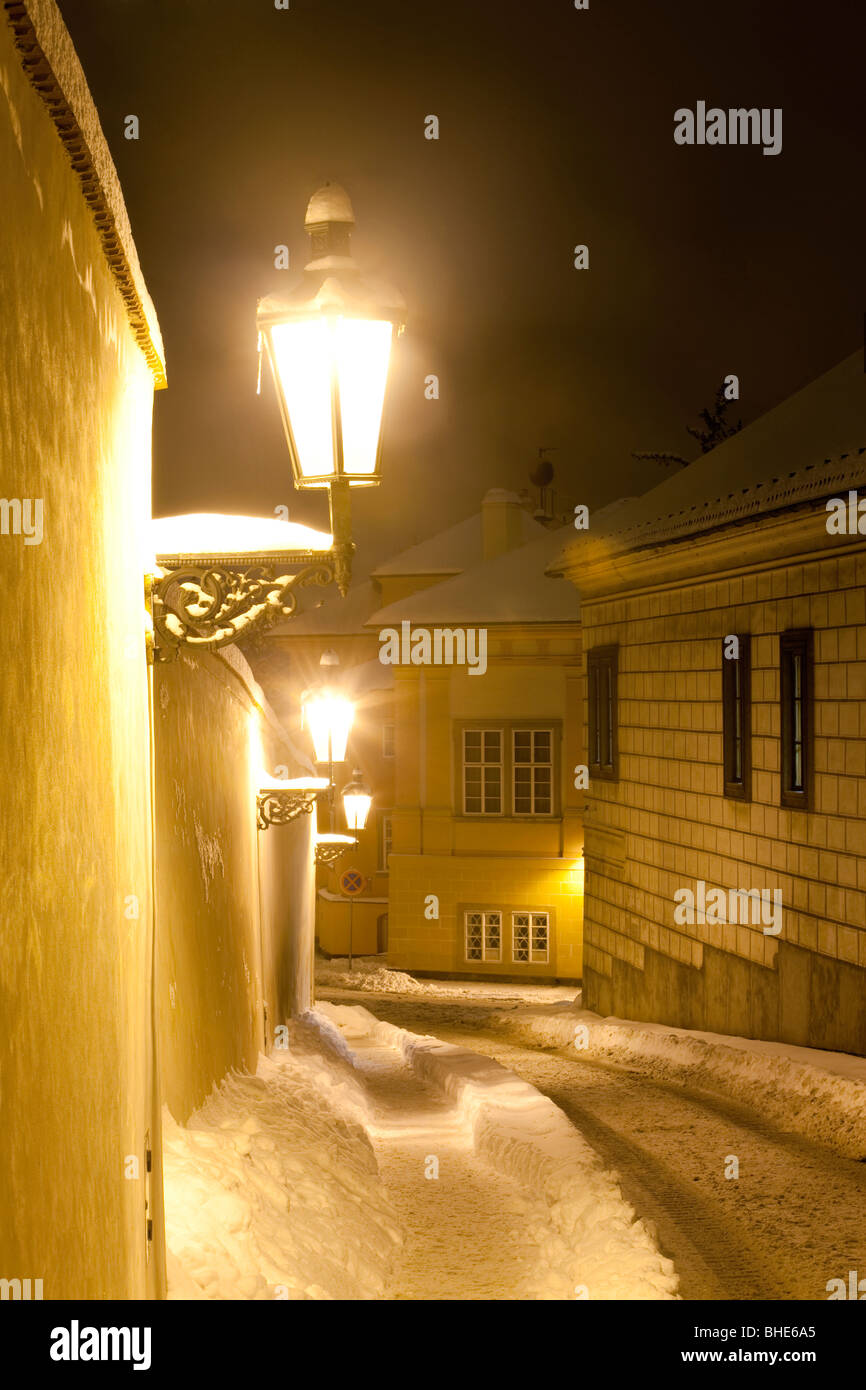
left=340, top=771, right=372, bottom=972
left=301, top=650, right=355, bottom=832
left=149, top=183, right=404, bottom=658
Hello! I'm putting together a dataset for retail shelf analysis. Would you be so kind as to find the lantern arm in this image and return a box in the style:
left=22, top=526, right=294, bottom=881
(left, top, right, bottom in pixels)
left=149, top=555, right=334, bottom=660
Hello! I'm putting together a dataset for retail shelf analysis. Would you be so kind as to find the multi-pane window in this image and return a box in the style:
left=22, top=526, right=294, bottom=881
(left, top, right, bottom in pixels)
left=513, top=730, right=553, bottom=814
left=512, top=911, right=550, bottom=964
left=378, top=813, right=392, bottom=872
left=722, top=635, right=751, bottom=800
left=461, top=724, right=557, bottom=816
left=462, top=729, right=503, bottom=814
left=465, top=910, right=550, bottom=964
left=780, top=630, right=813, bottom=809
left=464, top=910, right=502, bottom=962
left=587, top=647, right=618, bottom=779
left=382, top=722, right=395, bottom=758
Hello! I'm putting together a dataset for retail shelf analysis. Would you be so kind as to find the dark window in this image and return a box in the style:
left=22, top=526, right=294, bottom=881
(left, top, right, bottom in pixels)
left=780, top=630, right=813, bottom=809
left=587, top=647, right=618, bottom=779
left=722, top=635, right=751, bottom=800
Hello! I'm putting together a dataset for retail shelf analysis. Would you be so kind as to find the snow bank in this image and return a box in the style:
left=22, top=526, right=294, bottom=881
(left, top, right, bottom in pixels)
left=482, top=1004, right=866, bottom=1160
left=317, top=1002, right=679, bottom=1300
left=162, top=1019, right=401, bottom=1299
left=317, top=954, right=577, bottom=1003
left=317, top=956, right=430, bottom=994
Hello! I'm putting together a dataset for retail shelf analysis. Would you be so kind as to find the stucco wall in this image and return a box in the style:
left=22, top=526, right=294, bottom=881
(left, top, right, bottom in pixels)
left=153, top=648, right=316, bottom=1124
left=0, top=11, right=160, bottom=1298
left=581, top=544, right=866, bottom=1053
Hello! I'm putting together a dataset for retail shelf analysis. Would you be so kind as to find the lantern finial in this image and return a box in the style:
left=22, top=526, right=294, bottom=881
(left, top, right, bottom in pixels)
left=304, top=182, right=357, bottom=271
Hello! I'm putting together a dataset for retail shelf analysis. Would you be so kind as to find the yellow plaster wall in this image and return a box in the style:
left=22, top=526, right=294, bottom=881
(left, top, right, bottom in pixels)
left=389, top=854, right=583, bottom=978
left=0, top=15, right=158, bottom=1298
left=153, top=650, right=316, bottom=1124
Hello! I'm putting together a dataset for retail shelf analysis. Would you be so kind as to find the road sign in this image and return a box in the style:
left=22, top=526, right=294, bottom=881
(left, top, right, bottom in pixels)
left=339, top=868, right=366, bottom=896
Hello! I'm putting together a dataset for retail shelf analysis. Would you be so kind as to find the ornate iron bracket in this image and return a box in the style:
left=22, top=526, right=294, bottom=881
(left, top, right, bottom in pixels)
left=314, top=835, right=357, bottom=868
left=256, top=788, right=322, bottom=830
left=150, top=556, right=334, bottom=659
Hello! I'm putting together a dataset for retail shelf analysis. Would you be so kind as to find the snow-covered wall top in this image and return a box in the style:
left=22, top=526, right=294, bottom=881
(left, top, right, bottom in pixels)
left=4, top=0, right=166, bottom=386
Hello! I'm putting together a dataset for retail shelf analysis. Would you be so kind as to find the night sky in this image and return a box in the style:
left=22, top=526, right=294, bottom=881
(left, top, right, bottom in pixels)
left=58, top=0, right=866, bottom=577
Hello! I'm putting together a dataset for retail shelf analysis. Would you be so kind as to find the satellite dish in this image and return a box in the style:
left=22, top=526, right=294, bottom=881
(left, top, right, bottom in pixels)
left=530, top=456, right=554, bottom=488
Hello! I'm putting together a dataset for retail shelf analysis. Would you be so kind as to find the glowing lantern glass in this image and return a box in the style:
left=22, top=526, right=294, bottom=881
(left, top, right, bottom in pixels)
left=341, top=771, right=372, bottom=832
left=258, top=182, right=405, bottom=494
left=303, top=688, right=354, bottom=764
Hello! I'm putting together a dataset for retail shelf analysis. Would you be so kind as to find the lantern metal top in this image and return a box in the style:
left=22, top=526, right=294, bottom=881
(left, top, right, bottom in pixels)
left=257, top=181, right=406, bottom=332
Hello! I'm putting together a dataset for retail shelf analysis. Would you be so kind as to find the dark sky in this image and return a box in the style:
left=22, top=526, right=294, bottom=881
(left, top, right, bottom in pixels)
left=59, top=0, right=866, bottom=576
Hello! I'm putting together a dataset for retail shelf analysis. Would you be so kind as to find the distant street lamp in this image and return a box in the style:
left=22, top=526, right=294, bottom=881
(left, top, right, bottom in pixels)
left=149, top=183, right=404, bottom=658
left=257, top=182, right=406, bottom=596
left=341, top=770, right=372, bottom=833
left=302, top=650, right=355, bottom=831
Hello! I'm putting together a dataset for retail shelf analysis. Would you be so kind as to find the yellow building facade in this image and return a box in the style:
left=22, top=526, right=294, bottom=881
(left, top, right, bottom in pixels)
left=385, top=634, right=585, bottom=980
left=261, top=489, right=586, bottom=977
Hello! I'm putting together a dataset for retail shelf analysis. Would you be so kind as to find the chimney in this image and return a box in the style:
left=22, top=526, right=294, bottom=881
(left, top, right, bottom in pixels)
left=481, top=489, right=525, bottom=560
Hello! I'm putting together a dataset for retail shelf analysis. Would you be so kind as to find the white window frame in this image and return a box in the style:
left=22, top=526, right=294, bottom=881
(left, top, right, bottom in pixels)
left=462, top=728, right=504, bottom=816
left=512, top=728, right=554, bottom=816
left=379, top=812, right=392, bottom=873
left=464, top=910, right=502, bottom=962
left=382, top=722, right=395, bottom=759
left=512, top=910, right=550, bottom=964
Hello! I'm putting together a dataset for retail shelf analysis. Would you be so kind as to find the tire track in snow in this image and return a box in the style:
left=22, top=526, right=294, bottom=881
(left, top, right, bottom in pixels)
left=325, top=991, right=866, bottom=1302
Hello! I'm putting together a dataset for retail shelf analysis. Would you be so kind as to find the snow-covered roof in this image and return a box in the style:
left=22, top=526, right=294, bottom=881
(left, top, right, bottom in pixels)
left=550, top=352, right=866, bottom=574
left=372, top=505, right=546, bottom=577
left=344, top=656, right=394, bottom=695
left=365, top=524, right=581, bottom=627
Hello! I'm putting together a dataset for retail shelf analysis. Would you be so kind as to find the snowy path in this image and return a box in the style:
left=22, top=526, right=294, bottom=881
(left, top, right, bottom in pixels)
left=344, top=1032, right=563, bottom=1300
left=323, top=990, right=866, bottom=1301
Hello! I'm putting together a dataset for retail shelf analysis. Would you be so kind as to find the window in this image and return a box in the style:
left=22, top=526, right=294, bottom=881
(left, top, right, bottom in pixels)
left=382, top=722, right=395, bottom=759
left=512, top=911, right=549, bottom=964
left=462, top=729, right=503, bottom=814
left=378, top=813, right=392, bottom=872
left=465, top=910, right=502, bottom=962
left=513, top=730, right=552, bottom=814
left=587, top=647, right=618, bottom=779
left=460, top=724, right=558, bottom=816
left=780, top=630, right=813, bottom=809
left=722, top=635, right=751, bottom=800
